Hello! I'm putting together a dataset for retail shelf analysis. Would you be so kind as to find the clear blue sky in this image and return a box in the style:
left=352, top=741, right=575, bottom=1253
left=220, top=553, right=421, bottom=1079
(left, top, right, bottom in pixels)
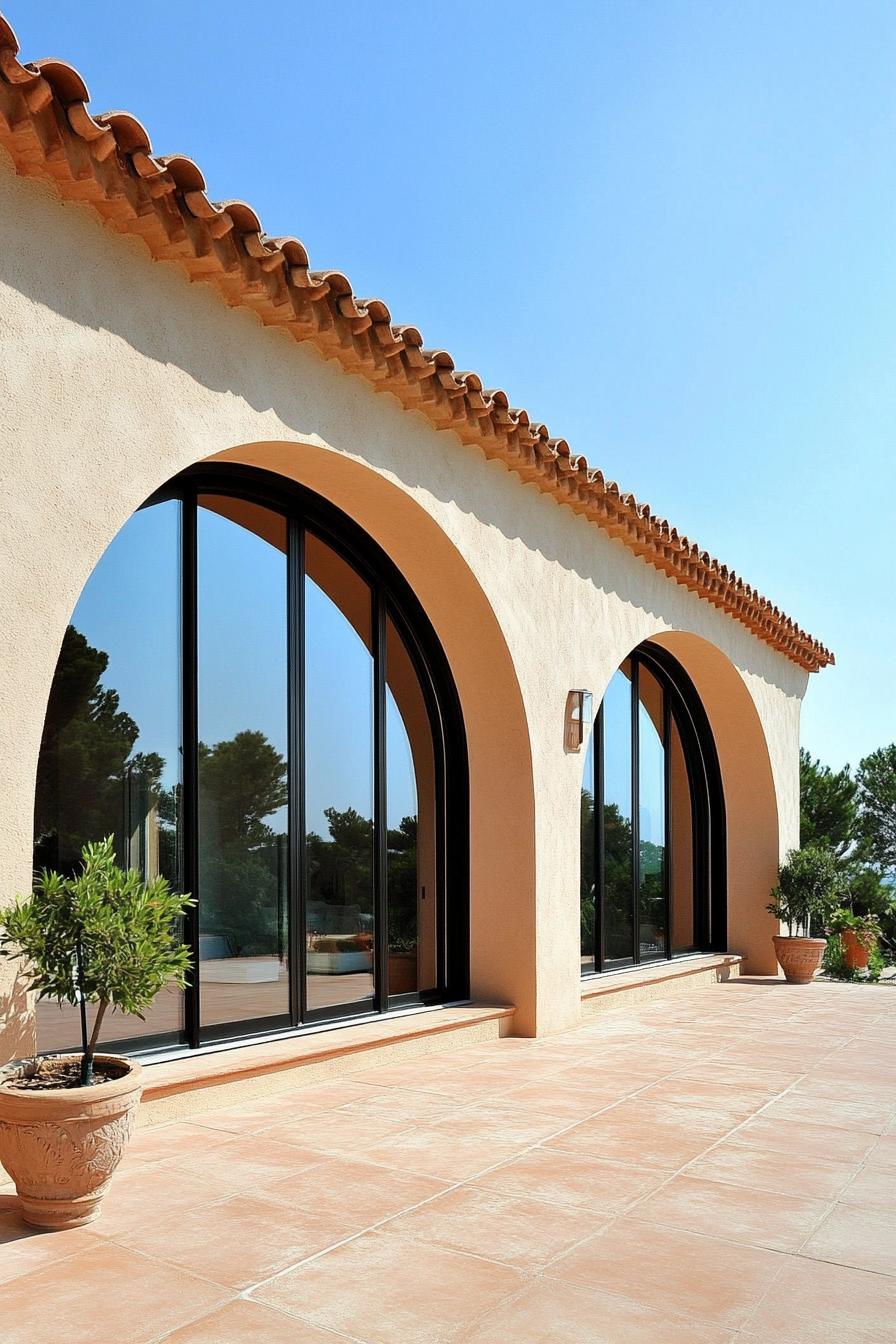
left=10, top=1, right=895, bottom=772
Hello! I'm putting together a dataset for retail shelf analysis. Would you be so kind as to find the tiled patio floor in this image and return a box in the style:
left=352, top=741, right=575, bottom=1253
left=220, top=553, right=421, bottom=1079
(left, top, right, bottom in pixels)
left=2, top=978, right=895, bottom=1343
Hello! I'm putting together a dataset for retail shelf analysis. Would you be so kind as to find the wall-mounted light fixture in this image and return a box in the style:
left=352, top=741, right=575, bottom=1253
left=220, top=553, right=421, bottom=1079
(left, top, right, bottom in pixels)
left=564, top=689, right=593, bottom=752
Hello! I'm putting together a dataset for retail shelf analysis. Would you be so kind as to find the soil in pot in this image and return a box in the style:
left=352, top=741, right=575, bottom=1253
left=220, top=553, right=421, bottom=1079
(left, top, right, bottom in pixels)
left=7, top=1058, right=129, bottom=1091
left=773, top=934, right=827, bottom=985
left=0, top=1053, right=143, bottom=1231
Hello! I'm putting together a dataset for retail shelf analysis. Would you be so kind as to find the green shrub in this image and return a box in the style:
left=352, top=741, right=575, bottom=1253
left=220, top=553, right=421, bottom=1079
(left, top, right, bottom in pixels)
left=0, top=837, right=193, bottom=1084
left=767, top=845, right=845, bottom=936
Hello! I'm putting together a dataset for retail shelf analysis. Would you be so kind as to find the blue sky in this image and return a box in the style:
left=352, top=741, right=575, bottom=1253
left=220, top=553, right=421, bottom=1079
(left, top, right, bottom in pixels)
left=11, top=1, right=895, bottom=771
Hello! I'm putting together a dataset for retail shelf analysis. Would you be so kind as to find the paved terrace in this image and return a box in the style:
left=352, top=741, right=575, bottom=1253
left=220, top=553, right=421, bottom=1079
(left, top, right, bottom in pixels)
left=2, top=979, right=895, bottom=1343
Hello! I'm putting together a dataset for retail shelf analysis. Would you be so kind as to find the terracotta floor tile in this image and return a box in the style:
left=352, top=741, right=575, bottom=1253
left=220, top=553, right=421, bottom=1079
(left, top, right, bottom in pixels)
left=253, top=1229, right=526, bottom=1344
left=190, top=1092, right=325, bottom=1134
left=864, top=1133, right=896, bottom=1170
left=743, top=1254, right=896, bottom=1342
left=288, top=1078, right=384, bottom=1108
left=687, top=1139, right=859, bottom=1201
left=385, top=1184, right=607, bottom=1271
left=165, top=1132, right=328, bottom=1191
left=261, top=1109, right=409, bottom=1156
left=635, top=1076, right=771, bottom=1118
left=337, top=1086, right=459, bottom=1124
left=546, top=1217, right=784, bottom=1329
left=0, top=1196, right=101, bottom=1282
left=545, top=1098, right=738, bottom=1169
left=634, top=1174, right=830, bottom=1252
left=471, top=1147, right=667, bottom=1212
left=800, top=1203, right=896, bottom=1276
left=156, top=1299, right=346, bottom=1343
left=259, top=1156, right=449, bottom=1223
left=122, top=1120, right=234, bottom=1166
left=729, top=1116, right=878, bottom=1165
left=676, top=1062, right=800, bottom=1093
left=88, top=1165, right=233, bottom=1240
left=758, top=1091, right=894, bottom=1133
left=427, top=1100, right=568, bottom=1147
left=496, top=1080, right=638, bottom=1121
left=838, top=1161, right=896, bottom=1213
left=364, top=1126, right=519, bottom=1181
left=456, top=1276, right=736, bottom=1343
left=115, top=1191, right=362, bottom=1289
left=0, top=1242, right=231, bottom=1344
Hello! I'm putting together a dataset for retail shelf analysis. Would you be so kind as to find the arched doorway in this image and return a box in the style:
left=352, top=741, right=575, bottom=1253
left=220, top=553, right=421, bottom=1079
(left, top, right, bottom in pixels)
left=33, top=463, right=468, bottom=1053
left=580, top=641, right=725, bottom=974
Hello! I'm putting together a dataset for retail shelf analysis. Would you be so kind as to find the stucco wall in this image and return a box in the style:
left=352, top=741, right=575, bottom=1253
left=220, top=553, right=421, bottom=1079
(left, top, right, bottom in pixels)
left=0, top=155, right=809, bottom=1056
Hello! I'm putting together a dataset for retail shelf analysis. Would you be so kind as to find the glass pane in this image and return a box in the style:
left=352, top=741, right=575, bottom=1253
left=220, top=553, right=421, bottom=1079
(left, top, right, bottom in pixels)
left=305, top=534, right=375, bottom=1014
left=197, top=496, right=289, bottom=1030
left=638, top=665, right=667, bottom=960
left=670, top=713, right=696, bottom=952
left=602, top=662, right=634, bottom=967
left=386, top=616, right=437, bottom=997
left=580, top=728, right=596, bottom=974
left=34, top=499, right=184, bottom=1050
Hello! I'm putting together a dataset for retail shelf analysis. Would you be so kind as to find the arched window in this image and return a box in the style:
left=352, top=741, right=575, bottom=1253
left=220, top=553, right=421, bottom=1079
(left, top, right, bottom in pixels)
left=34, top=465, right=468, bottom=1053
left=581, top=644, right=725, bottom=974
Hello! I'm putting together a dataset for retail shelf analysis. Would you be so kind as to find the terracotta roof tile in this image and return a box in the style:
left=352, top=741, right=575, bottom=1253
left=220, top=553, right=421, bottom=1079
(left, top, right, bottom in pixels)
left=0, top=12, right=833, bottom=671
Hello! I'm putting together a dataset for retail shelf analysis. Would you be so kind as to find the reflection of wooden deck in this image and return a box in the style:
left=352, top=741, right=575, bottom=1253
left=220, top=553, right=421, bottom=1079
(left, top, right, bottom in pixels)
left=35, top=960, right=376, bottom=1052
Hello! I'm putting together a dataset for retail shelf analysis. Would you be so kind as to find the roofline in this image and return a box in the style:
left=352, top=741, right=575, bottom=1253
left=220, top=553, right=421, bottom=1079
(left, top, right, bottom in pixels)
left=0, top=12, right=833, bottom=672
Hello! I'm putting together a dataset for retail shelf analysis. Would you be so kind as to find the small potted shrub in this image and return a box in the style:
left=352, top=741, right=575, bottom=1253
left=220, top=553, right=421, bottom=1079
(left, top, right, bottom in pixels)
left=828, top=908, right=882, bottom=971
left=766, top=845, right=844, bottom=984
left=0, top=838, right=192, bottom=1229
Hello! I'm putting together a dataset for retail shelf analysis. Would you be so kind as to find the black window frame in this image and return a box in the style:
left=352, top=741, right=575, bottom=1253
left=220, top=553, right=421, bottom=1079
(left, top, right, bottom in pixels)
left=582, top=642, right=726, bottom=975
left=36, top=462, right=469, bottom=1056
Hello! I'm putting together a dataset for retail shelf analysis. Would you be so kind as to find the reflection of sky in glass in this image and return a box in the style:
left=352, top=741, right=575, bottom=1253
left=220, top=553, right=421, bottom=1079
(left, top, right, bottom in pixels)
left=387, top=688, right=417, bottom=830
left=198, top=505, right=288, bottom=832
left=638, top=699, right=665, bottom=851
left=70, top=501, right=181, bottom=792
left=72, top=504, right=417, bottom=843
left=603, top=669, right=632, bottom=817
left=581, top=723, right=594, bottom=798
left=305, top=575, right=371, bottom=837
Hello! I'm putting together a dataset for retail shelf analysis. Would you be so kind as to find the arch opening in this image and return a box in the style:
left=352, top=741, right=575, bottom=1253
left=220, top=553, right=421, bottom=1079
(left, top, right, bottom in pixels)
left=580, top=641, right=726, bottom=974
left=32, top=462, right=474, bottom=1053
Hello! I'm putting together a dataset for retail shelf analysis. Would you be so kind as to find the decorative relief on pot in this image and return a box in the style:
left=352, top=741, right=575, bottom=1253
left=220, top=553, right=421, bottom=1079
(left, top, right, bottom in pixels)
left=0, top=1105, right=138, bottom=1197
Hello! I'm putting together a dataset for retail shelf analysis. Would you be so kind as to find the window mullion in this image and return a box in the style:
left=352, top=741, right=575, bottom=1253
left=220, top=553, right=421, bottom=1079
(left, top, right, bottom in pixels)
left=373, top=587, right=388, bottom=1010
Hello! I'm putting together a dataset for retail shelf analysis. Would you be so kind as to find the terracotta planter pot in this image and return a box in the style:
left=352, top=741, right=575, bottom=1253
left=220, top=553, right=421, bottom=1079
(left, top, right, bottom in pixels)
left=773, top=935, right=826, bottom=985
left=841, top=930, right=872, bottom=971
left=388, top=952, right=418, bottom=995
left=0, top=1054, right=142, bottom=1230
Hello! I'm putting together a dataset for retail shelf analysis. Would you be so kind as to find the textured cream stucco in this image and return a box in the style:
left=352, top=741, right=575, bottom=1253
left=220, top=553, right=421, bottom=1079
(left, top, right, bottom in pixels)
left=0, top=155, right=809, bottom=1057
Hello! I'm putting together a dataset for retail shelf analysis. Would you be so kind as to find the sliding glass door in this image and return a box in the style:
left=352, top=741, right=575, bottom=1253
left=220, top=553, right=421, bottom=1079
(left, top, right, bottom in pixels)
left=33, top=466, right=467, bottom=1055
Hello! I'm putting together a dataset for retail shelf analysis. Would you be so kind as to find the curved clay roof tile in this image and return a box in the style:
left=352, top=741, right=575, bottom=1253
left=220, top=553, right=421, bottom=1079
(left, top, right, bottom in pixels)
left=0, top=6, right=833, bottom=670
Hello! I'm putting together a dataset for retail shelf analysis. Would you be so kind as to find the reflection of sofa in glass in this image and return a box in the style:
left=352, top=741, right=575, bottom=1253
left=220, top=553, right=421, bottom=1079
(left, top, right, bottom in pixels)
left=306, top=901, right=374, bottom=974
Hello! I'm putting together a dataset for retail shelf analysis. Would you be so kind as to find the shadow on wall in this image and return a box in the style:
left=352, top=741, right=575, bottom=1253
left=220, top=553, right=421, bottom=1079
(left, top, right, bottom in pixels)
left=0, top=162, right=807, bottom=695
left=0, top=963, right=35, bottom=1061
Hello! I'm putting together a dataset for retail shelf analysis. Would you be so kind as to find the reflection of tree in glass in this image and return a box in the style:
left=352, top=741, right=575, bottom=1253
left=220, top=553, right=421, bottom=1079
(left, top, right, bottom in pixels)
left=199, top=730, right=287, bottom=959
left=306, top=806, right=373, bottom=938
left=604, top=800, right=634, bottom=960
left=580, top=788, right=595, bottom=955
left=639, top=839, right=666, bottom=950
left=388, top=815, right=418, bottom=952
left=33, top=625, right=173, bottom=880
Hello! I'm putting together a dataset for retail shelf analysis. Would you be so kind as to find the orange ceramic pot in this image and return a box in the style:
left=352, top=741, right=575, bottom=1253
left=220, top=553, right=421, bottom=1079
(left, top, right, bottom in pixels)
left=773, top=935, right=826, bottom=985
left=0, top=1054, right=142, bottom=1230
left=841, top=930, right=872, bottom=971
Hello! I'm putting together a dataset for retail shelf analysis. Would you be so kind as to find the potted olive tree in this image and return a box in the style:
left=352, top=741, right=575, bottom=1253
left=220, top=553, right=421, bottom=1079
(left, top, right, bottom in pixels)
left=766, top=845, right=844, bottom=984
left=0, top=838, right=192, bottom=1229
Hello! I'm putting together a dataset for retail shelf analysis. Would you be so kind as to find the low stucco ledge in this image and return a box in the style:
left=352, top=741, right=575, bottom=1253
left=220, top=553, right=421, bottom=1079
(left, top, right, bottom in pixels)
left=580, top=953, right=743, bottom=1017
